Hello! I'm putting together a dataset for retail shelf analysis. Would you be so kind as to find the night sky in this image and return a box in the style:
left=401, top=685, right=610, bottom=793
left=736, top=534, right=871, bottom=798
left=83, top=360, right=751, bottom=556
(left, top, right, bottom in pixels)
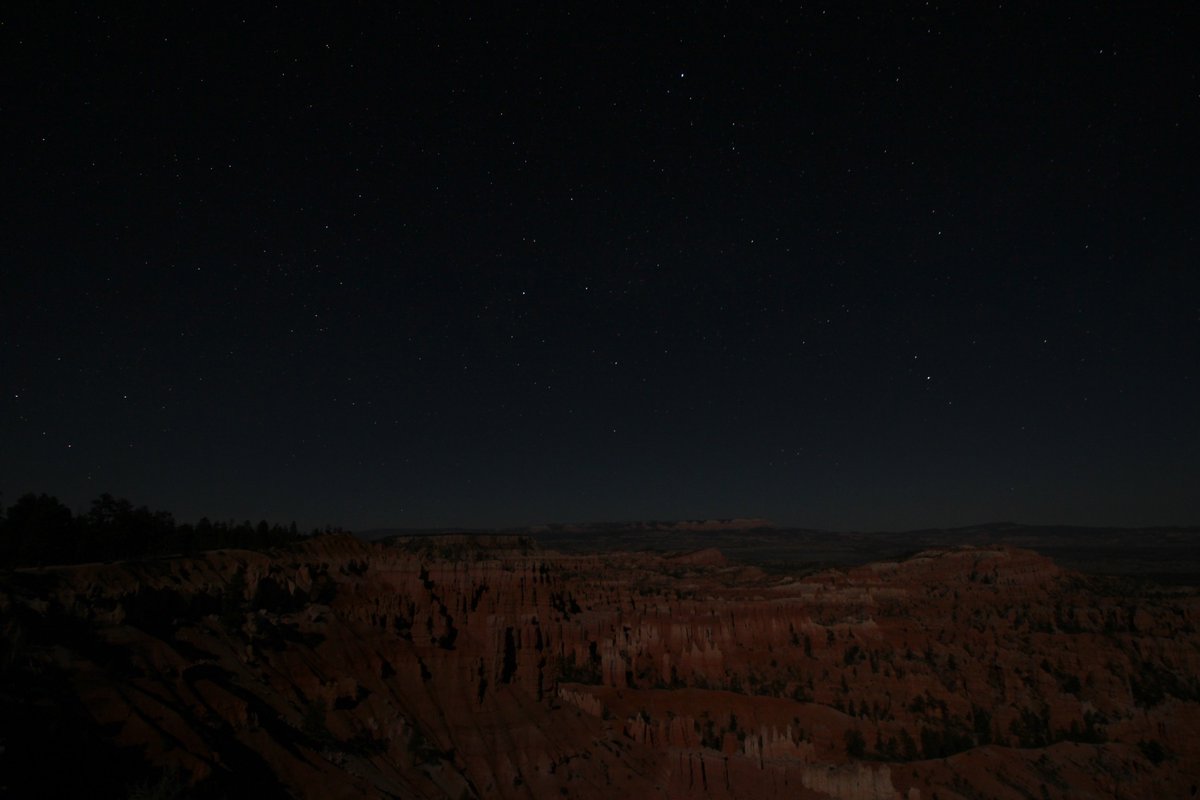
left=3, top=6, right=1197, bottom=531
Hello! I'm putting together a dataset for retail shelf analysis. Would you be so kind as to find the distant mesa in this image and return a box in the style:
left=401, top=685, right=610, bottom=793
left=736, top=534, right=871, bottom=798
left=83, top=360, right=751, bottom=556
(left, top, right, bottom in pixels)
left=530, top=518, right=777, bottom=534
left=666, top=546, right=728, bottom=566
left=358, top=518, right=776, bottom=541
left=354, top=519, right=1200, bottom=585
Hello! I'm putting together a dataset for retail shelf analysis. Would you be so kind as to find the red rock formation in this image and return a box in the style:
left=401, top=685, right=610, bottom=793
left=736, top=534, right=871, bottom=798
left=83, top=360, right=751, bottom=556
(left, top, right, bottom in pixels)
left=1, top=535, right=1198, bottom=798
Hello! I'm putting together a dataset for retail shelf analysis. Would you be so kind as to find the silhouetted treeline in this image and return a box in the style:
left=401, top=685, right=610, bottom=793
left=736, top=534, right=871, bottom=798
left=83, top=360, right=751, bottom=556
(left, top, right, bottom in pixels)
left=0, top=492, right=322, bottom=568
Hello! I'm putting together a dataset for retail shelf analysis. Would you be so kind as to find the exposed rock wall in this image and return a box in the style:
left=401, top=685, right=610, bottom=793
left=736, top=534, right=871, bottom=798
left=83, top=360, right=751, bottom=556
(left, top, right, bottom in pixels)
left=2, top=536, right=1198, bottom=799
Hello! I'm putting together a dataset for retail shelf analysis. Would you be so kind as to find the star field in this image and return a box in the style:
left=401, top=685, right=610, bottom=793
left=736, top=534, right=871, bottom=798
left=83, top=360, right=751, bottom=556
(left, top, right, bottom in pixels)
left=2, top=5, right=1197, bottom=530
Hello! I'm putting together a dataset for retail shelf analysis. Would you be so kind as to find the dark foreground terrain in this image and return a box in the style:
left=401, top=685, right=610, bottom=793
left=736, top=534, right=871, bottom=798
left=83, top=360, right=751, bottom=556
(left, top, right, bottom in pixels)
left=2, top=532, right=1199, bottom=798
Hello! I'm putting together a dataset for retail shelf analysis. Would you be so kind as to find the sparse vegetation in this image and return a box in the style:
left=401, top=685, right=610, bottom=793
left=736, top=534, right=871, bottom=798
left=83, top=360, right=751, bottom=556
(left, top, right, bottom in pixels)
left=1138, top=738, right=1168, bottom=765
left=2, top=521, right=1197, bottom=797
left=125, top=767, right=190, bottom=800
left=0, top=492, right=314, bottom=568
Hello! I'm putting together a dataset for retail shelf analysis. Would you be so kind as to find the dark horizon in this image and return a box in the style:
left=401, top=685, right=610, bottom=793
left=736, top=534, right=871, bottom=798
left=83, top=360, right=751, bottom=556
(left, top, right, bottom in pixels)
left=7, top=488, right=1200, bottom=537
left=4, top=6, right=1197, bottom=534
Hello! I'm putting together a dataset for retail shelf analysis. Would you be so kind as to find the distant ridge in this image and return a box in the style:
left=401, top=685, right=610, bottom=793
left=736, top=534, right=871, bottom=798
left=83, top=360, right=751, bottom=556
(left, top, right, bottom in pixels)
left=358, top=517, right=776, bottom=541
left=359, top=520, right=1200, bottom=541
left=355, top=521, right=1200, bottom=584
left=526, top=518, right=777, bottom=534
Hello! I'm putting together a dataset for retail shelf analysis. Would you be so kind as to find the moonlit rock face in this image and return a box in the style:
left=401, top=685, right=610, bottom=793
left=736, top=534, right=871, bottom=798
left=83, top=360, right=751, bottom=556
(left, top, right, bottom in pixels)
left=4, top=534, right=1199, bottom=798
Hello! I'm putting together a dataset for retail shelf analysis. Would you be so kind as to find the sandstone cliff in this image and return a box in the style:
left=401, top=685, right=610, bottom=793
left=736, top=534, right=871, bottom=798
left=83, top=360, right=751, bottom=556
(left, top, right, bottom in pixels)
left=1, top=536, right=1197, bottom=798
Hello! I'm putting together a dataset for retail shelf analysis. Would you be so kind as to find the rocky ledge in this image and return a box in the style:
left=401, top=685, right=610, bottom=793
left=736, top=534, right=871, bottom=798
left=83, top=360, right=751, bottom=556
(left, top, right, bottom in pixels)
left=1, top=535, right=1198, bottom=798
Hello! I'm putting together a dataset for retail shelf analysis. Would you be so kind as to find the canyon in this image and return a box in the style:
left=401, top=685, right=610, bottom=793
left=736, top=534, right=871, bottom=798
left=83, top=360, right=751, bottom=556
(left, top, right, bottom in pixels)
left=2, top=533, right=1198, bottom=798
